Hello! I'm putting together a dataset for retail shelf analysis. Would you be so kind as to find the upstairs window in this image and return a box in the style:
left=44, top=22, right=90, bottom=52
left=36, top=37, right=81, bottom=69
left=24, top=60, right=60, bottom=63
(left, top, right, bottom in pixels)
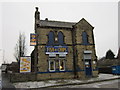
left=58, top=31, right=64, bottom=45
left=48, top=31, right=55, bottom=45
left=82, top=32, right=89, bottom=45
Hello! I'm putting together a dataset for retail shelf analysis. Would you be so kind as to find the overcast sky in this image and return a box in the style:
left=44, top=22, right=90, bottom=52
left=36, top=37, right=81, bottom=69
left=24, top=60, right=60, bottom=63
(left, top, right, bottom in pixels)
left=0, top=1, right=118, bottom=65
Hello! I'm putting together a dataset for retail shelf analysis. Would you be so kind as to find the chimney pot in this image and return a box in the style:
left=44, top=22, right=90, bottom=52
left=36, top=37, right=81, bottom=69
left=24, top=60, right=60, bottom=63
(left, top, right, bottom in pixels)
left=45, top=18, right=48, bottom=21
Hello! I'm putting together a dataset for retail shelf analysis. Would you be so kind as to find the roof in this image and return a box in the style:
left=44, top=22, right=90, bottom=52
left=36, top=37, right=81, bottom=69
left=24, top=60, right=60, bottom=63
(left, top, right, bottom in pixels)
left=75, top=18, right=94, bottom=29
left=39, top=20, right=76, bottom=28
left=98, top=59, right=120, bottom=67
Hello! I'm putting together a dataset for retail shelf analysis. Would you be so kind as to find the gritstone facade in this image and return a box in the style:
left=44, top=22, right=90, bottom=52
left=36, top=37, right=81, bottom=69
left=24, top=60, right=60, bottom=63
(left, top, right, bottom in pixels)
left=31, top=7, right=98, bottom=80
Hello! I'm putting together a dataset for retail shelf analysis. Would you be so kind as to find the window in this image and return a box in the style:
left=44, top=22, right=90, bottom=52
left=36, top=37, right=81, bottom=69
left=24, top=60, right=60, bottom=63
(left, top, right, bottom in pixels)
left=59, top=59, right=65, bottom=71
left=49, top=60, right=55, bottom=71
left=58, top=31, right=64, bottom=45
left=48, top=31, right=55, bottom=45
left=82, top=32, right=89, bottom=45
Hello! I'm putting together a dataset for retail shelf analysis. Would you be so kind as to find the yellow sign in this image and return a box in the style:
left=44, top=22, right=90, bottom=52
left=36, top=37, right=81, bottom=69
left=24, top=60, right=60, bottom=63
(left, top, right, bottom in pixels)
left=46, top=46, right=68, bottom=54
left=20, top=57, right=31, bottom=73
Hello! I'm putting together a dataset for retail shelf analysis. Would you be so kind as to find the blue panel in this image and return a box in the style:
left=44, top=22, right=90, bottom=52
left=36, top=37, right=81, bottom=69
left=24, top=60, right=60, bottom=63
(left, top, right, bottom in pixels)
left=82, top=32, right=89, bottom=45
left=112, top=65, right=120, bottom=74
left=58, top=32, right=64, bottom=45
left=48, top=31, right=54, bottom=45
left=37, top=70, right=74, bottom=74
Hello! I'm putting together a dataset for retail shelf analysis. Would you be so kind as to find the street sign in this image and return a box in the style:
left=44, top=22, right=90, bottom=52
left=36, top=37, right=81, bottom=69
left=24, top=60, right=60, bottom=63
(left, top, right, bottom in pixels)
left=30, top=33, right=37, bottom=46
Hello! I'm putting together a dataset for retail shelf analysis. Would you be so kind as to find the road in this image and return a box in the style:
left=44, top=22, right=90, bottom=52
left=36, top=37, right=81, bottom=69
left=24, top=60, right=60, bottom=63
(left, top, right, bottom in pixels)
left=1, top=71, right=16, bottom=89
left=0, top=69, right=2, bottom=89
left=57, top=79, right=120, bottom=88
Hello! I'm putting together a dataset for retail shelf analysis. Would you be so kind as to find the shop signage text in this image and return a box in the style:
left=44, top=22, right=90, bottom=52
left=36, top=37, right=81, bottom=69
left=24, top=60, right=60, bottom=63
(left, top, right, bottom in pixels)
left=46, top=46, right=68, bottom=54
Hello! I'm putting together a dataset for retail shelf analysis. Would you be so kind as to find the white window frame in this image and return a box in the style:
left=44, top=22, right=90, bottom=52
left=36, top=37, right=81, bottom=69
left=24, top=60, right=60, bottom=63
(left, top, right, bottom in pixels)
left=59, top=59, right=65, bottom=71
left=49, top=60, right=55, bottom=72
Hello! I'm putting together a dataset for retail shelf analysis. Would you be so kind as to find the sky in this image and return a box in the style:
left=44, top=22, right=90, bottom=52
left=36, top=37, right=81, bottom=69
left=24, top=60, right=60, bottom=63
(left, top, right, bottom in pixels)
left=0, top=1, right=119, bottom=65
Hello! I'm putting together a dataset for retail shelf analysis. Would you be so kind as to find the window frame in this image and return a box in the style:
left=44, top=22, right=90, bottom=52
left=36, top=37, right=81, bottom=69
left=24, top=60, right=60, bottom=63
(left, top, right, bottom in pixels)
left=82, top=31, right=89, bottom=45
left=58, top=31, right=65, bottom=45
left=47, top=31, right=55, bottom=45
left=59, top=59, right=66, bottom=71
left=48, top=59, right=55, bottom=72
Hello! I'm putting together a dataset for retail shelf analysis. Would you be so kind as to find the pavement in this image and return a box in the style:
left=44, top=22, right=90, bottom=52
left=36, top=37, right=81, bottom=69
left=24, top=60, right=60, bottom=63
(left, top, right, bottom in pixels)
left=13, top=74, right=120, bottom=89
left=1, top=70, right=120, bottom=89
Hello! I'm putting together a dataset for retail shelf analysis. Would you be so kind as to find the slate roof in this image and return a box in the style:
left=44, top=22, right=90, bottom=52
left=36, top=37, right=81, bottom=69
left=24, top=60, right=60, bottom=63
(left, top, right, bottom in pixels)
left=39, top=20, right=76, bottom=28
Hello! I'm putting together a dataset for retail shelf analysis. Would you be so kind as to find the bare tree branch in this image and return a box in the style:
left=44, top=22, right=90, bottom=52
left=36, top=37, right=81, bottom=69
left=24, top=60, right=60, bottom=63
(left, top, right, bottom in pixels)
left=14, top=32, right=27, bottom=62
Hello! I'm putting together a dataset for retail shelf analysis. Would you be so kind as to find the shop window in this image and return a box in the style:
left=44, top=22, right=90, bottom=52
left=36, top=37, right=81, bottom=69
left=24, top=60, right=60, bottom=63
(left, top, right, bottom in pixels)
left=82, top=32, right=89, bottom=45
left=59, top=59, right=65, bottom=71
left=48, top=31, right=55, bottom=45
left=58, top=31, right=64, bottom=45
left=49, top=60, right=55, bottom=71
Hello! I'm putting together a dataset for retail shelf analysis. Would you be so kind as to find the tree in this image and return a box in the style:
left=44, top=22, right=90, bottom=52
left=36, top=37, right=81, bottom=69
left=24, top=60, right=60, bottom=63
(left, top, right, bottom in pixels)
left=14, top=32, right=27, bottom=62
left=105, top=49, right=115, bottom=59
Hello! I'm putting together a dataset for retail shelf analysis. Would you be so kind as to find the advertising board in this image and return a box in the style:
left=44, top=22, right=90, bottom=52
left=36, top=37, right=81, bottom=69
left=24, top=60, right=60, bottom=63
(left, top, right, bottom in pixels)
left=20, top=57, right=31, bottom=73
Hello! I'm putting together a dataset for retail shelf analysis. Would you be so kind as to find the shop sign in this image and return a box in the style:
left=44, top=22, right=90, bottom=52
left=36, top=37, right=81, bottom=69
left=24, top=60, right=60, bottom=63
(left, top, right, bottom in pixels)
left=46, top=46, right=68, bottom=54
left=30, top=33, right=36, bottom=46
left=20, top=57, right=31, bottom=73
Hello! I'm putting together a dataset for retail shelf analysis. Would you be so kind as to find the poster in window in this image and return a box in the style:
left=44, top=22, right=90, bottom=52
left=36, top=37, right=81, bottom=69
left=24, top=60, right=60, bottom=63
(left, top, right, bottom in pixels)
left=20, top=57, right=31, bottom=73
left=59, top=60, right=65, bottom=71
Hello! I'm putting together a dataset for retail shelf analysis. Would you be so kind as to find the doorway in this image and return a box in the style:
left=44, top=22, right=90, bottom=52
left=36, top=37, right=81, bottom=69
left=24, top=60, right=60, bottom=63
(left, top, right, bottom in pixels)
left=85, top=59, right=92, bottom=76
left=83, top=51, right=92, bottom=77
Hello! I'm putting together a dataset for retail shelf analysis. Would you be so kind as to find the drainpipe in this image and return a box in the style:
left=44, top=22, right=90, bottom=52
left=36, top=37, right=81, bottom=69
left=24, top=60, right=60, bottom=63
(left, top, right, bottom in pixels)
left=72, top=26, right=77, bottom=78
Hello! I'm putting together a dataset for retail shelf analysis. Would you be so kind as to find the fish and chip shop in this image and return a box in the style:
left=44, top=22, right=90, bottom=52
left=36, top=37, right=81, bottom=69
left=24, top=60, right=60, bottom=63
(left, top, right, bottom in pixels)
left=30, top=7, right=98, bottom=80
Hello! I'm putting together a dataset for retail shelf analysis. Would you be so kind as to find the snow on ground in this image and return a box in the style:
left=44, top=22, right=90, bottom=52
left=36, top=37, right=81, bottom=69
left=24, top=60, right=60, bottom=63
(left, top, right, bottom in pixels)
left=58, top=79, right=119, bottom=88
left=13, top=74, right=120, bottom=88
left=88, top=74, right=119, bottom=82
left=13, top=80, right=59, bottom=88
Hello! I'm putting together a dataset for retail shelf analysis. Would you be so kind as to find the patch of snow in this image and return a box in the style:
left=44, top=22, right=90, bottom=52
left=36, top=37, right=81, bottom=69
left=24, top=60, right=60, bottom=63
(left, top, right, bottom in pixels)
left=99, top=74, right=118, bottom=79
left=14, top=80, right=60, bottom=88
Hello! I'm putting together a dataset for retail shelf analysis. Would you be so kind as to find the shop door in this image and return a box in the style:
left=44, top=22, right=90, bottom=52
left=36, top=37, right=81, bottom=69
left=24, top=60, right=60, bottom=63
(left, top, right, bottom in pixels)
left=83, top=51, right=92, bottom=77
left=85, top=59, right=92, bottom=76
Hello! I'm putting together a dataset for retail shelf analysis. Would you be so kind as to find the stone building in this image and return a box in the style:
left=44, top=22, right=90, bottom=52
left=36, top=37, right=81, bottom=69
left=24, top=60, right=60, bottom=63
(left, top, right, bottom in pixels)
left=31, top=7, right=98, bottom=80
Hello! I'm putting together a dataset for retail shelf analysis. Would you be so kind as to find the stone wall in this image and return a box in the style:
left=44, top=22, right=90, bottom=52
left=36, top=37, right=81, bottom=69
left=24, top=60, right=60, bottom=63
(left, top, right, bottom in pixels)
left=36, top=27, right=75, bottom=79
left=9, top=73, right=36, bottom=83
left=74, top=18, right=98, bottom=77
left=37, top=72, right=74, bottom=80
left=37, top=27, right=73, bottom=45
